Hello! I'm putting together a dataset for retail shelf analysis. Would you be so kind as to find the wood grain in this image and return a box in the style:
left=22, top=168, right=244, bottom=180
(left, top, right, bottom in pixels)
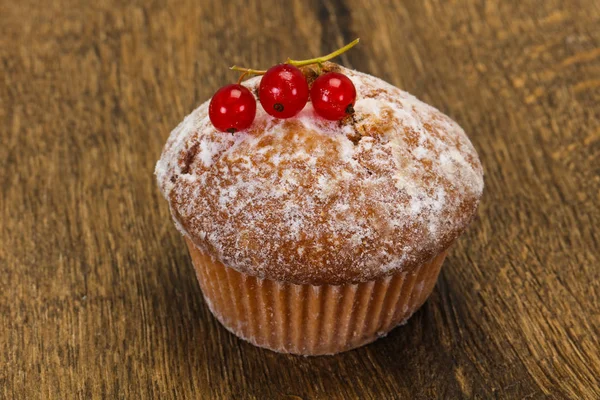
left=1, top=0, right=599, bottom=398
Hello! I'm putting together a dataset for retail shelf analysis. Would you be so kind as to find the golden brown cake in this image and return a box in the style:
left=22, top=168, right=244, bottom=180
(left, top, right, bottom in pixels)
left=155, top=63, right=484, bottom=355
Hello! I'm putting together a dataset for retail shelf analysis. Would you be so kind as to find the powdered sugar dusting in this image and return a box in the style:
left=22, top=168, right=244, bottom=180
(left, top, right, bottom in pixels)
left=155, top=65, right=484, bottom=285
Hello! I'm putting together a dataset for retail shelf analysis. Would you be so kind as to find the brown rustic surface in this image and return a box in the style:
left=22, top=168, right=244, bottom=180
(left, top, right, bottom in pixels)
left=1, top=0, right=599, bottom=398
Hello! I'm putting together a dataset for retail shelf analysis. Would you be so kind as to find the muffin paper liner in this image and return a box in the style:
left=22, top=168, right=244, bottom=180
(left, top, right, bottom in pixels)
left=185, top=238, right=447, bottom=355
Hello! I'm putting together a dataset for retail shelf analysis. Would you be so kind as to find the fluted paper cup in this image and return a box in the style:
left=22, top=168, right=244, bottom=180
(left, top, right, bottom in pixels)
left=185, top=238, right=447, bottom=355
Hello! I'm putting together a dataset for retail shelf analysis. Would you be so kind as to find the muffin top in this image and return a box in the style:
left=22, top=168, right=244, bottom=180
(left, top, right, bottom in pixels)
left=156, top=64, right=484, bottom=285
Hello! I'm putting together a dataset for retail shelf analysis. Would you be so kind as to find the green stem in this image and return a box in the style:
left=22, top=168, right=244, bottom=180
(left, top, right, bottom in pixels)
left=230, top=38, right=360, bottom=81
left=286, top=38, right=359, bottom=67
left=230, top=66, right=268, bottom=76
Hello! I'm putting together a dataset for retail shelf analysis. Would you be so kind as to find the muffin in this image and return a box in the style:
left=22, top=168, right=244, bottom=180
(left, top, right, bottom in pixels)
left=155, top=63, right=484, bottom=355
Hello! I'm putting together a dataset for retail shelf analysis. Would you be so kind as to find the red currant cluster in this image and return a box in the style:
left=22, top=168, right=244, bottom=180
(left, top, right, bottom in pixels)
left=209, top=40, right=360, bottom=133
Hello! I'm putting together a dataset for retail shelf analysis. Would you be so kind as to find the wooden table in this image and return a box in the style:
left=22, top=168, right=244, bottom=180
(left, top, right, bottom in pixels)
left=2, top=0, right=599, bottom=398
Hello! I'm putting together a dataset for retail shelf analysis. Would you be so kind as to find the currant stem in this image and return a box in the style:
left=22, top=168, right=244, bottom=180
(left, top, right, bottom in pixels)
left=230, top=38, right=359, bottom=81
left=237, top=71, right=249, bottom=84
left=286, top=38, right=359, bottom=67
left=230, top=66, right=268, bottom=76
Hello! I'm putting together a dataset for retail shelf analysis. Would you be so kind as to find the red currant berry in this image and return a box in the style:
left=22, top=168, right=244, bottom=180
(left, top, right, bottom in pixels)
left=209, top=84, right=257, bottom=133
left=259, top=64, right=309, bottom=119
left=310, top=72, right=357, bottom=120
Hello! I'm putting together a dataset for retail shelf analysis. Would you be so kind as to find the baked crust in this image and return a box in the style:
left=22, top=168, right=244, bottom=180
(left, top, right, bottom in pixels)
left=156, top=63, right=484, bottom=285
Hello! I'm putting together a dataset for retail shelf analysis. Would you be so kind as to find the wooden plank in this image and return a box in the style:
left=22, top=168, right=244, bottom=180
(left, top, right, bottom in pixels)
left=1, top=0, right=599, bottom=398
